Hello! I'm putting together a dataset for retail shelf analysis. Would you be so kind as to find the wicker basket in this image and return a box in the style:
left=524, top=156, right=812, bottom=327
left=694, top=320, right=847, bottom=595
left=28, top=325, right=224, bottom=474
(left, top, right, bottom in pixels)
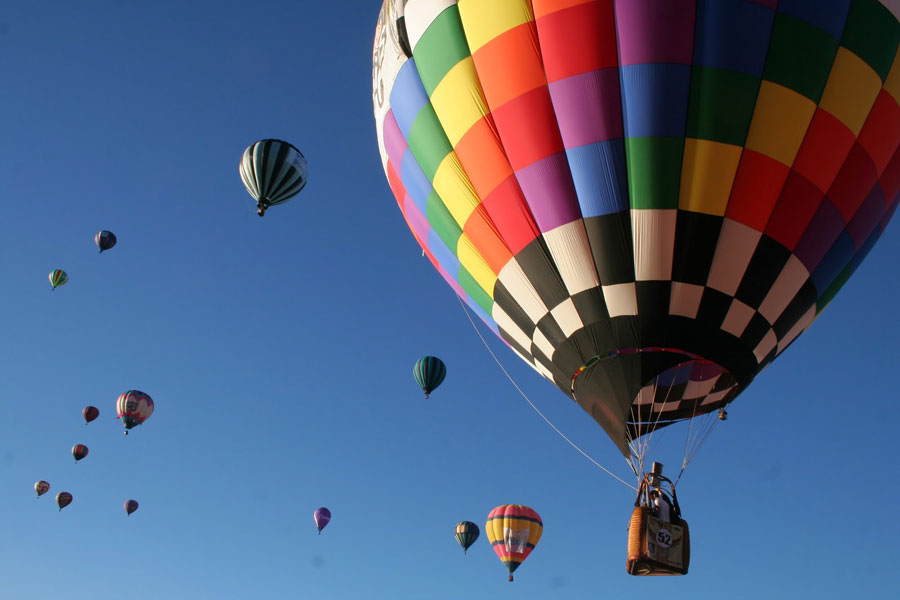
left=626, top=505, right=690, bottom=576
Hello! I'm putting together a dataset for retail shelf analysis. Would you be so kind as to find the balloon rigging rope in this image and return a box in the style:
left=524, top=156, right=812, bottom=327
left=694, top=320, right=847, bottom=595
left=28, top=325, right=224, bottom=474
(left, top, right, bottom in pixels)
left=675, top=401, right=701, bottom=485
left=627, top=375, right=676, bottom=480
left=457, top=296, right=637, bottom=492
left=678, top=413, right=718, bottom=485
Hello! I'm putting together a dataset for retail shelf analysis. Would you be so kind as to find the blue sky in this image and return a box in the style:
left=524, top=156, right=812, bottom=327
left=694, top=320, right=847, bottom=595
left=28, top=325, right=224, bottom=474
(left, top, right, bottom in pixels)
left=1, top=1, right=899, bottom=598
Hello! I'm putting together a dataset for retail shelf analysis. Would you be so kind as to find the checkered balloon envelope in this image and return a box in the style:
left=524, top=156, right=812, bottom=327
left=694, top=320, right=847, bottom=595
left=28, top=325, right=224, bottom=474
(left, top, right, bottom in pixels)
left=373, top=0, right=900, bottom=456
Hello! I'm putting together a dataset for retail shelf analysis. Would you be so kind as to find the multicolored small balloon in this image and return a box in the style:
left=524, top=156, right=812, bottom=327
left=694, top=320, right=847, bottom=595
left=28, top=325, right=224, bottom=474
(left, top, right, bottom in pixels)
left=116, top=390, right=154, bottom=434
left=124, top=499, right=139, bottom=516
left=82, top=406, right=99, bottom=424
left=314, top=507, right=331, bottom=534
left=94, top=230, right=117, bottom=253
left=49, top=269, right=68, bottom=290
left=486, top=505, right=543, bottom=582
left=413, top=356, right=446, bottom=398
left=34, top=480, right=50, bottom=498
left=455, top=521, right=480, bottom=554
left=56, top=492, right=73, bottom=511
left=71, top=444, right=89, bottom=462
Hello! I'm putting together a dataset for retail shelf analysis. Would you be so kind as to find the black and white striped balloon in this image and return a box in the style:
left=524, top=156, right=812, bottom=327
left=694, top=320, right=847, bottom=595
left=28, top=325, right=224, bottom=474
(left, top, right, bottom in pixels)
left=239, top=139, right=308, bottom=216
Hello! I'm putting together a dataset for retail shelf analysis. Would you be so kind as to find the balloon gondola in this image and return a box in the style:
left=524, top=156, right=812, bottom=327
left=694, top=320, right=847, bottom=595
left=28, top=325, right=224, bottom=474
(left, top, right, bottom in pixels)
left=627, top=462, right=690, bottom=576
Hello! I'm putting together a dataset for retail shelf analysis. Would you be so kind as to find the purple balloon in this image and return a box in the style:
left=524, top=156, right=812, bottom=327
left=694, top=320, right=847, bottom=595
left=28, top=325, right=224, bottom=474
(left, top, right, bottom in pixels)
left=314, top=507, right=331, bottom=534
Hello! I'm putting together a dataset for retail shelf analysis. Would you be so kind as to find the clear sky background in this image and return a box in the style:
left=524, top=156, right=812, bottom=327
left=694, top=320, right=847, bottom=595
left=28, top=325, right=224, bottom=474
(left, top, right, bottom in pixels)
left=1, top=2, right=898, bottom=599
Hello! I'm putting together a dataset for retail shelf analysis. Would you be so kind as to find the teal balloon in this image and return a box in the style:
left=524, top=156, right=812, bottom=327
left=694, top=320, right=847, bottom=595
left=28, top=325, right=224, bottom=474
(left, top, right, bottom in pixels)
left=455, top=521, right=480, bottom=554
left=413, top=356, right=446, bottom=398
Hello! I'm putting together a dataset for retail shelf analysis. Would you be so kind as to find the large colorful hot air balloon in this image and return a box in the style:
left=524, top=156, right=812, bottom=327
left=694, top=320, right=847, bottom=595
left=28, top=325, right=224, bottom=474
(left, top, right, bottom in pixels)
left=56, top=492, right=72, bottom=511
left=124, top=499, right=139, bottom=516
left=455, top=521, right=480, bottom=554
left=72, top=444, right=89, bottom=462
left=485, top=505, right=542, bottom=581
left=95, top=230, right=117, bottom=253
left=413, top=356, right=447, bottom=398
left=239, top=139, right=308, bottom=216
left=372, top=1, right=900, bottom=464
left=82, top=406, right=99, bottom=424
left=34, top=481, right=50, bottom=498
left=49, top=269, right=68, bottom=290
left=314, top=507, right=331, bottom=534
left=116, top=390, right=154, bottom=434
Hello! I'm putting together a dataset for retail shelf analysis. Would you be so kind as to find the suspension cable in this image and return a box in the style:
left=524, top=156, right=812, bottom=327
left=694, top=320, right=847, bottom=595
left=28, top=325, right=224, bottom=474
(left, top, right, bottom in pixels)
left=457, top=296, right=637, bottom=491
left=628, top=371, right=678, bottom=480
left=675, top=411, right=719, bottom=486
left=675, top=400, right=700, bottom=484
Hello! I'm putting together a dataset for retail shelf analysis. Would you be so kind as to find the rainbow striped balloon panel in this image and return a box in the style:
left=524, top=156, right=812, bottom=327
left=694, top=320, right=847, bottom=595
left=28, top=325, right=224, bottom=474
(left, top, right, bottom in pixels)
left=372, top=0, right=900, bottom=454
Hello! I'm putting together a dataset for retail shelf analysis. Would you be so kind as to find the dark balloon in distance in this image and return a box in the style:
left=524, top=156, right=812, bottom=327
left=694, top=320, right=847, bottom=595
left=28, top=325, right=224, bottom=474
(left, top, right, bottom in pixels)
left=72, top=444, right=89, bottom=462
left=455, top=521, right=480, bottom=554
left=95, top=230, right=117, bottom=253
left=56, top=492, right=73, bottom=511
left=314, top=507, right=331, bottom=533
left=34, top=481, right=50, bottom=498
left=413, top=356, right=446, bottom=398
left=82, top=406, right=99, bottom=424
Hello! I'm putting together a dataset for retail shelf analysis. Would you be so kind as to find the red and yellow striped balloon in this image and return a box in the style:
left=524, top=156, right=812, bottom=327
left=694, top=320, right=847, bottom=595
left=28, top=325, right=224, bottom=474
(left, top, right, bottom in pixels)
left=485, top=505, right=542, bottom=581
